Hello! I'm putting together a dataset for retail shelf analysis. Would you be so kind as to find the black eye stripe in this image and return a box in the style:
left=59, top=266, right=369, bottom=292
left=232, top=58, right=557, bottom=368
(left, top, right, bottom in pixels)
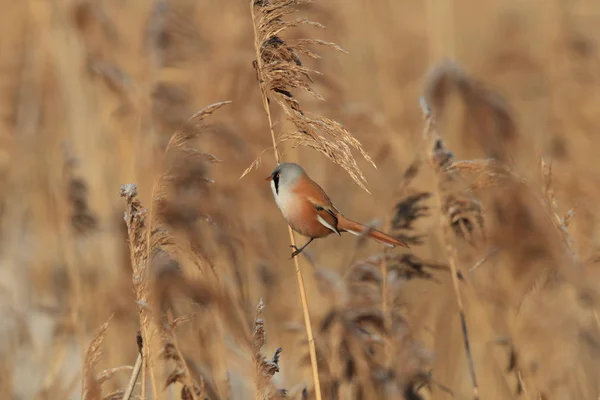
left=273, top=172, right=280, bottom=194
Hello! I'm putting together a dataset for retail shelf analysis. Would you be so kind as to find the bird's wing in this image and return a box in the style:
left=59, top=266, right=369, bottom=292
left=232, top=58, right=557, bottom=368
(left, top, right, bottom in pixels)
left=311, top=182, right=343, bottom=215
left=296, top=176, right=342, bottom=235
left=306, top=197, right=341, bottom=235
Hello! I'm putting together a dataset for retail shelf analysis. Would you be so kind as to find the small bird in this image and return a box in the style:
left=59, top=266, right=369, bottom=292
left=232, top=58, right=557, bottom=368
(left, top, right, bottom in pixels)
left=266, top=162, right=409, bottom=258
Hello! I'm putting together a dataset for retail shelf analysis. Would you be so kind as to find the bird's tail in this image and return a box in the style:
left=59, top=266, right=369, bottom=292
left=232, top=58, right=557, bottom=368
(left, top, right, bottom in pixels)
left=337, top=216, right=409, bottom=248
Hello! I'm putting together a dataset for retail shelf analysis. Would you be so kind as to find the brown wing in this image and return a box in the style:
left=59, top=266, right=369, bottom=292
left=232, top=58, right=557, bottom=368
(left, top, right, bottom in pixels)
left=313, top=204, right=341, bottom=235
left=301, top=177, right=332, bottom=204
left=309, top=179, right=343, bottom=215
left=293, top=176, right=342, bottom=235
left=306, top=193, right=341, bottom=236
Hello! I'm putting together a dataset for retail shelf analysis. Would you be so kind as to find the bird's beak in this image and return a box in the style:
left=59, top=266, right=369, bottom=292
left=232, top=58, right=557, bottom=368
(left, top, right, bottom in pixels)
left=265, top=175, right=273, bottom=181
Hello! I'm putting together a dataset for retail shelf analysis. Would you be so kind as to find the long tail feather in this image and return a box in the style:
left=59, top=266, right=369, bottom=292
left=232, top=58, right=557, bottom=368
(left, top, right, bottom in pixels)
left=337, top=216, right=409, bottom=248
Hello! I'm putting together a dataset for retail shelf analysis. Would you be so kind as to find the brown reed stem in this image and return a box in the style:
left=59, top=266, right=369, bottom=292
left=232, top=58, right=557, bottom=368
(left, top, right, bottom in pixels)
left=420, top=99, right=479, bottom=400
left=123, top=353, right=143, bottom=400
left=379, top=218, right=392, bottom=369
left=120, top=184, right=159, bottom=399
left=287, top=226, right=322, bottom=399
left=249, top=2, right=322, bottom=398
left=380, top=252, right=389, bottom=328
left=517, top=371, right=530, bottom=400
left=141, top=355, right=147, bottom=399
left=442, top=222, right=479, bottom=400
left=250, top=2, right=279, bottom=165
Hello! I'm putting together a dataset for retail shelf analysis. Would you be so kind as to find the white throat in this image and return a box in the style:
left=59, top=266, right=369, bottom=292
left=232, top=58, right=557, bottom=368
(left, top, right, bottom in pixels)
left=270, top=178, right=293, bottom=217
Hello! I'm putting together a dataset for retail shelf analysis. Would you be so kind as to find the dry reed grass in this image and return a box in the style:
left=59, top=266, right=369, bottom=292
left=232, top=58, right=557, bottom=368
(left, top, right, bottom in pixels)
left=1, top=1, right=600, bottom=400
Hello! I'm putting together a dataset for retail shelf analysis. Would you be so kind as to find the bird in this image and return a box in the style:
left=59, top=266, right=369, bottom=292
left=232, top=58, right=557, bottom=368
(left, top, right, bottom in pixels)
left=265, top=162, right=409, bottom=258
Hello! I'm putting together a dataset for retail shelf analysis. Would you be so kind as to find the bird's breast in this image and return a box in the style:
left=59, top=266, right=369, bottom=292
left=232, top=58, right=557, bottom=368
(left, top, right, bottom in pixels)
left=272, top=184, right=298, bottom=222
left=271, top=186, right=334, bottom=239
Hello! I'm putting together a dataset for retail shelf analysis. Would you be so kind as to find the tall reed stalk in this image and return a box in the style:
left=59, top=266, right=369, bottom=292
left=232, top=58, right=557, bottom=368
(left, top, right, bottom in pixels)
left=419, top=97, right=480, bottom=399
left=249, top=2, right=322, bottom=397
left=246, top=0, right=377, bottom=398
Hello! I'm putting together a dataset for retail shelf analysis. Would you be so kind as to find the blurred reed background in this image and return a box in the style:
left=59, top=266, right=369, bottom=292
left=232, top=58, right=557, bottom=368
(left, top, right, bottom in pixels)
left=1, top=0, right=600, bottom=399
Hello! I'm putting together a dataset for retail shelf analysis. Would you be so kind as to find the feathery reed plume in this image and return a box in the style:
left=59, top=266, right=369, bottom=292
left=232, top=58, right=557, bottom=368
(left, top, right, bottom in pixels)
left=390, top=191, right=432, bottom=247
left=540, top=158, right=576, bottom=259
left=149, top=246, right=249, bottom=343
left=308, top=260, right=432, bottom=399
left=82, top=314, right=114, bottom=400
left=483, top=180, right=584, bottom=398
left=423, top=61, right=519, bottom=164
left=139, top=100, right=259, bottom=399
left=62, top=147, right=98, bottom=235
left=151, top=250, right=242, bottom=400
left=253, top=299, right=288, bottom=400
left=146, top=100, right=252, bottom=379
left=120, top=183, right=158, bottom=397
left=149, top=100, right=231, bottom=278
left=419, top=96, right=480, bottom=399
left=420, top=60, right=600, bottom=399
left=244, top=0, right=375, bottom=192
left=162, top=333, right=208, bottom=400
left=349, top=253, right=453, bottom=283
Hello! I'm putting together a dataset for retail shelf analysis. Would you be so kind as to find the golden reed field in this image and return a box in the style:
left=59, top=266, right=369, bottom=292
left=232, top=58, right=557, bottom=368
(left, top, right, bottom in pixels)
left=2, top=0, right=600, bottom=399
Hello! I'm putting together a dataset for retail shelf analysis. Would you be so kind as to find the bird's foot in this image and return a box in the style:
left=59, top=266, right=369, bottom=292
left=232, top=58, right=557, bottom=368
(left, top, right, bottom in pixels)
left=289, top=245, right=302, bottom=259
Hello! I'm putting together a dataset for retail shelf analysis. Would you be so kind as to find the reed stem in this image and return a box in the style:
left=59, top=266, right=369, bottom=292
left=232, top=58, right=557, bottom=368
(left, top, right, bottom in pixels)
left=249, top=2, right=323, bottom=399
left=421, top=100, right=479, bottom=400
